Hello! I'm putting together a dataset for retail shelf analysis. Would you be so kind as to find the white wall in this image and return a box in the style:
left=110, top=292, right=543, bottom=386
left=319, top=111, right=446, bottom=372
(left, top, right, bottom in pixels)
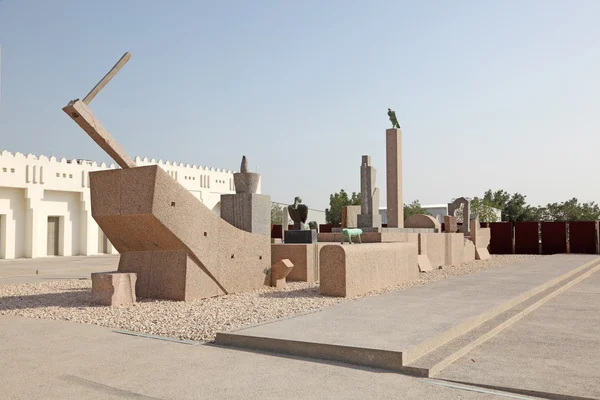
left=0, top=187, right=27, bottom=259
left=0, top=150, right=239, bottom=259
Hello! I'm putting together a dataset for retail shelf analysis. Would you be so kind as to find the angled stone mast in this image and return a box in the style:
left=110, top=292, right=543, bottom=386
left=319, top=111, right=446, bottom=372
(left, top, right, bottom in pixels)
left=63, top=52, right=136, bottom=170
left=61, top=52, right=271, bottom=301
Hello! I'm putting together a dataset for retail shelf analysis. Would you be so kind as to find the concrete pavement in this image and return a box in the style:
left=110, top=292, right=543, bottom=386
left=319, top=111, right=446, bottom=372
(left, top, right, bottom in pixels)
left=217, top=255, right=599, bottom=370
left=439, top=269, right=600, bottom=399
left=0, top=255, right=119, bottom=285
left=0, top=315, right=518, bottom=400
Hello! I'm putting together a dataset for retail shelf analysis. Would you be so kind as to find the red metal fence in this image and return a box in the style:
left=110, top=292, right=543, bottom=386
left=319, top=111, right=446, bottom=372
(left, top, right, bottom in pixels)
left=541, top=222, right=567, bottom=255
left=569, top=221, right=598, bottom=254
left=489, top=222, right=513, bottom=254
left=487, top=220, right=598, bottom=255
left=514, top=222, right=539, bottom=254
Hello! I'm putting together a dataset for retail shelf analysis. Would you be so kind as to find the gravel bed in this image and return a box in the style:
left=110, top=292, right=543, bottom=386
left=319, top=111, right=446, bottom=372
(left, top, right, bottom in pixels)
left=0, top=255, right=544, bottom=342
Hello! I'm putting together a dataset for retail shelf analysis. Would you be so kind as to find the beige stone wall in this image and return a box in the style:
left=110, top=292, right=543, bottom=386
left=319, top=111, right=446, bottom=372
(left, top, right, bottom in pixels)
left=423, top=233, right=464, bottom=268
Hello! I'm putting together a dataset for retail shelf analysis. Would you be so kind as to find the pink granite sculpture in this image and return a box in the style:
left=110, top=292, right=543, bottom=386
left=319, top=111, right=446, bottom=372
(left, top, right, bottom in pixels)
left=63, top=53, right=270, bottom=301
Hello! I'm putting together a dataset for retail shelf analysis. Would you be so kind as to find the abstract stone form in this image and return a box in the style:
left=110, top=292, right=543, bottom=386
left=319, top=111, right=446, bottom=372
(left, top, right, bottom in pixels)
left=448, top=197, right=471, bottom=234
left=91, top=272, right=137, bottom=306
left=272, top=243, right=319, bottom=282
left=357, top=156, right=382, bottom=229
left=63, top=52, right=270, bottom=301
left=271, top=258, right=294, bottom=288
left=308, top=221, right=318, bottom=232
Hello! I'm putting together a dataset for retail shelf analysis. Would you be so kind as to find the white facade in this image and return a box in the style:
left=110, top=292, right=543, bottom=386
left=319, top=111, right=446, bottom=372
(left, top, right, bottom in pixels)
left=0, top=150, right=247, bottom=259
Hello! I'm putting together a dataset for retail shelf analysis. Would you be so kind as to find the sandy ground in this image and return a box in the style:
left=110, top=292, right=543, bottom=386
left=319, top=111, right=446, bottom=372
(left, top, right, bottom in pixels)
left=0, top=255, right=544, bottom=342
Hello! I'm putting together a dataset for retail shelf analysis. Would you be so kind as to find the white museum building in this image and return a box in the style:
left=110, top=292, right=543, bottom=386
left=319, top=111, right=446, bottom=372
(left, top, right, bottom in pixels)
left=0, top=150, right=249, bottom=259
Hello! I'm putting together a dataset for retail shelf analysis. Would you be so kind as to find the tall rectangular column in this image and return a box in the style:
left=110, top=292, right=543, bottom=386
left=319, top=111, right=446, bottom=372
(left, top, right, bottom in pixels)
left=357, top=155, right=382, bottom=229
left=386, top=128, right=403, bottom=228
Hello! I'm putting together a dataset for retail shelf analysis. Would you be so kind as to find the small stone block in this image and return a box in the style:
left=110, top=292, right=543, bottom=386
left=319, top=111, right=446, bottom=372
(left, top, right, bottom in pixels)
left=91, top=272, right=137, bottom=306
left=417, top=255, right=433, bottom=272
left=284, top=230, right=317, bottom=244
left=271, top=258, right=294, bottom=288
left=476, top=247, right=491, bottom=260
left=444, top=215, right=457, bottom=233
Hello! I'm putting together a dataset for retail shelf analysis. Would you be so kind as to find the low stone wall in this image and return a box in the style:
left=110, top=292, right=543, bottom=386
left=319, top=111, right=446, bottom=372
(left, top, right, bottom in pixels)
left=271, top=243, right=319, bottom=283
left=319, top=242, right=418, bottom=297
left=423, top=233, right=465, bottom=268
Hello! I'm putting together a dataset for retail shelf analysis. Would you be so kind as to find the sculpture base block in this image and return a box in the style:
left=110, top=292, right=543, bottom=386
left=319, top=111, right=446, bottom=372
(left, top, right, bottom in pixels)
left=272, top=243, right=319, bottom=282
left=221, top=193, right=271, bottom=237
left=284, top=230, right=317, bottom=244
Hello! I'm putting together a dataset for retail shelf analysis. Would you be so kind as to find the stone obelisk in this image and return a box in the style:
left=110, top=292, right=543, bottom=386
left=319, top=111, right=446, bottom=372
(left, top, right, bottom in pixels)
left=386, top=128, right=403, bottom=228
left=357, top=155, right=382, bottom=229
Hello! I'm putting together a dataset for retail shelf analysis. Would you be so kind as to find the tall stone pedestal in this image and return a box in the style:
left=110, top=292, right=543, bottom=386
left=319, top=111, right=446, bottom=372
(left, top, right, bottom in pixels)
left=386, top=128, right=403, bottom=228
left=221, top=193, right=271, bottom=237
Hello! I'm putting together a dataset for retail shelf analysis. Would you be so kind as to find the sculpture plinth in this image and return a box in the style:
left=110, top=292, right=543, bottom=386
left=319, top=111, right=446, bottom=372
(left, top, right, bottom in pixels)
left=284, top=230, right=317, bottom=244
left=386, top=128, right=403, bottom=228
left=221, top=156, right=270, bottom=236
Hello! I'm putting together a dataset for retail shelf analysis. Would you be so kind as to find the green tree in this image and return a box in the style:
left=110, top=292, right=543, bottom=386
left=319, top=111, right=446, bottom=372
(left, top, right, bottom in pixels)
left=271, top=203, right=283, bottom=224
left=325, top=189, right=361, bottom=224
left=544, top=198, right=600, bottom=221
left=470, top=197, right=499, bottom=222
left=403, top=200, right=430, bottom=219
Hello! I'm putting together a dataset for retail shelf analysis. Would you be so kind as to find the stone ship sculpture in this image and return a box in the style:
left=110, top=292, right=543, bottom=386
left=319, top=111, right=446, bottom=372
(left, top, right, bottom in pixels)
left=62, top=52, right=270, bottom=301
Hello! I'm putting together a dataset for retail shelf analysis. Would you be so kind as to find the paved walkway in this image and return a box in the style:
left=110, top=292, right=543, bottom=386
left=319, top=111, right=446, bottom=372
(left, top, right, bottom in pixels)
left=218, top=255, right=598, bottom=366
left=0, top=255, right=119, bottom=285
left=0, top=315, right=514, bottom=400
left=439, top=270, right=600, bottom=399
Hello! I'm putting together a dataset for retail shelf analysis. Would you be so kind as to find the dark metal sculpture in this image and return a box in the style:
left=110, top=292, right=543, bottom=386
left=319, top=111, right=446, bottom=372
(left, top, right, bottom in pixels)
left=388, top=108, right=400, bottom=129
left=288, top=197, right=309, bottom=230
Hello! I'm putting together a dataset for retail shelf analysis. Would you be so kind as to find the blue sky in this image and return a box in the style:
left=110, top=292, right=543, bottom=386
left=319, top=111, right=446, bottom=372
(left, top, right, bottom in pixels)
left=1, top=0, right=599, bottom=210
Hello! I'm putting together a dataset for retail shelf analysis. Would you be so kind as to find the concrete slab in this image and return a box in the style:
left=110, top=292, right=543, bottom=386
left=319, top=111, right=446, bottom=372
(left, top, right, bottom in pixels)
left=0, top=255, right=119, bottom=286
left=217, top=255, right=599, bottom=368
left=0, top=315, right=513, bottom=400
left=438, top=269, right=600, bottom=400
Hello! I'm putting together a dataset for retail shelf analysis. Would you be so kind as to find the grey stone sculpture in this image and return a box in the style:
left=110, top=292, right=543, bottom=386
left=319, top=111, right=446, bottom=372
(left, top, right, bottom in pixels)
left=233, top=156, right=260, bottom=194
left=388, top=108, right=400, bottom=129
left=288, top=197, right=309, bottom=230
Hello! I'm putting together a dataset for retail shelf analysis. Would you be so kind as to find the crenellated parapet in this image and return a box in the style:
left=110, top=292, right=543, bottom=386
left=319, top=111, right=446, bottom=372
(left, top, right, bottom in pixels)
left=0, top=149, right=240, bottom=195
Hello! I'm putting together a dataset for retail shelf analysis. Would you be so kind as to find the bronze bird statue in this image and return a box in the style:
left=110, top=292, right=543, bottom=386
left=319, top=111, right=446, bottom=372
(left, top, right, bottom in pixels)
left=388, top=108, right=401, bottom=129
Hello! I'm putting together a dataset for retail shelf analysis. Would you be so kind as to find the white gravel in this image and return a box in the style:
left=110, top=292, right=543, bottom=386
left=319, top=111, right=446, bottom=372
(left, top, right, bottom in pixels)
left=0, top=255, right=544, bottom=343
